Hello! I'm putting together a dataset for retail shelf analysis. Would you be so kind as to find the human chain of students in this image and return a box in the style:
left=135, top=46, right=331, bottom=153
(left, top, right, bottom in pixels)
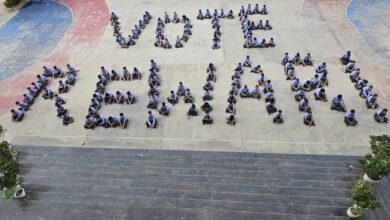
left=110, top=4, right=275, bottom=49
left=10, top=53, right=388, bottom=127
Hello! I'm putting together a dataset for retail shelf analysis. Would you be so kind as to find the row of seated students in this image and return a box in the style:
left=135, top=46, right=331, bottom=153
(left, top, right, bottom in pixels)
left=201, top=63, right=217, bottom=124
left=155, top=14, right=192, bottom=49
left=340, top=51, right=388, bottom=123
left=211, top=14, right=222, bottom=49
left=11, top=64, right=77, bottom=124
left=111, top=11, right=151, bottom=48
left=84, top=61, right=155, bottom=129
left=242, top=19, right=272, bottom=31
left=197, top=9, right=234, bottom=20
left=238, top=4, right=268, bottom=16
left=282, top=52, right=313, bottom=67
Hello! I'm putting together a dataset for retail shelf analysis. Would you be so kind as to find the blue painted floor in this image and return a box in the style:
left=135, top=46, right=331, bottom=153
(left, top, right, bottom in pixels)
left=0, top=0, right=72, bottom=80
left=347, top=0, right=390, bottom=60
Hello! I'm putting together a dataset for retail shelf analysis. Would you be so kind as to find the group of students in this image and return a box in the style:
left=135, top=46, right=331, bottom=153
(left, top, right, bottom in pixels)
left=11, top=64, right=77, bottom=126
left=155, top=13, right=192, bottom=49
left=225, top=56, right=283, bottom=125
left=111, top=11, right=152, bottom=48
left=84, top=63, right=146, bottom=129
left=341, top=51, right=388, bottom=124
left=196, top=9, right=233, bottom=49
left=240, top=5, right=274, bottom=48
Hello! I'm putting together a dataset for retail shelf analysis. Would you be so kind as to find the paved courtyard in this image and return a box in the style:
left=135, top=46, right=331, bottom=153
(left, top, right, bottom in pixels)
left=0, top=0, right=389, bottom=155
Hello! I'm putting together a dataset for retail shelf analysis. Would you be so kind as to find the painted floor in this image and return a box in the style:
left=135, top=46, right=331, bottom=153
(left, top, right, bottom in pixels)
left=0, top=0, right=389, bottom=156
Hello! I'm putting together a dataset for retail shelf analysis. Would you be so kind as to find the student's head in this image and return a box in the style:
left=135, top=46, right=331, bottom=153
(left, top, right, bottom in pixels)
left=285, top=52, right=288, bottom=55
left=306, top=80, right=310, bottom=84
left=116, top=91, right=120, bottom=94
left=320, top=88, right=325, bottom=92
left=267, top=80, right=271, bottom=83
left=150, top=59, right=154, bottom=63
left=59, top=80, right=63, bottom=83
left=347, top=51, right=351, bottom=55
left=10, top=109, right=15, bottom=113
left=101, top=66, right=104, bottom=69
left=162, top=102, right=166, bottom=106
left=246, top=55, right=249, bottom=58
left=369, top=85, right=373, bottom=89
left=179, top=82, right=182, bottom=84
left=351, top=109, right=355, bottom=113
left=255, top=85, right=259, bottom=88
left=356, top=68, right=360, bottom=71
left=373, top=94, right=378, bottom=97
left=337, top=94, right=342, bottom=99
left=186, top=88, right=190, bottom=91
left=148, top=111, right=152, bottom=114
left=43, top=66, right=46, bottom=69
left=55, top=94, right=58, bottom=97
left=15, top=101, right=19, bottom=105
left=278, top=110, right=282, bottom=113
left=383, top=109, right=388, bottom=113
left=322, top=62, right=326, bottom=66
left=54, top=66, right=57, bottom=69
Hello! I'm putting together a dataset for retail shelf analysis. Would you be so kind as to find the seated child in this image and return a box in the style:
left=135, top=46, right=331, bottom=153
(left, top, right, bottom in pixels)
left=119, top=113, right=129, bottom=128
left=147, top=94, right=159, bottom=109
left=158, top=102, right=169, bottom=116
left=226, top=113, right=236, bottom=125
left=58, top=81, right=69, bottom=93
left=273, top=110, right=283, bottom=124
left=314, top=88, right=327, bottom=102
left=252, top=85, right=262, bottom=99
left=177, top=82, right=186, bottom=96
left=331, top=94, right=346, bottom=112
left=84, top=116, right=96, bottom=129
left=104, top=92, right=114, bottom=104
left=344, top=109, right=358, bottom=126
left=167, top=90, right=179, bottom=104
left=374, top=109, right=388, bottom=123
left=303, top=53, right=313, bottom=66
left=366, top=94, right=379, bottom=109
left=61, top=114, right=74, bottom=126
left=266, top=101, right=277, bottom=114
left=303, top=110, right=315, bottom=127
left=201, top=101, right=213, bottom=112
left=10, top=109, right=24, bottom=121
left=188, top=104, right=198, bottom=116
left=183, top=89, right=195, bottom=103
left=202, top=112, right=213, bottom=125
left=146, top=111, right=157, bottom=128
left=240, top=85, right=251, bottom=98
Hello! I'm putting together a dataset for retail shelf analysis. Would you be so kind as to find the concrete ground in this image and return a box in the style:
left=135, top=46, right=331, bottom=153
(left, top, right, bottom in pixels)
left=0, top=0, right=389, bottom=155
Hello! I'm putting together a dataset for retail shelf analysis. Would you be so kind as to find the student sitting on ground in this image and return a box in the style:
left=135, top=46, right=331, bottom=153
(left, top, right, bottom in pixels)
left=291, top=79, right=301, bottom=92
left=303, top=110, right=315, bottom=127
left=207, top=70, right=216, bottom=82
left=65, top=72, right=76, bottom=85
left=175, top=36, right=183, bottom=48
left=355, top=79, right=367, bottom=90
left=173, top=12, right=180, bottom=23
left=53, top=94, right=65, bottom=106
left=197, top=9, right=204, bottom=20
left=23, top=93, right=34, bottom=105
left=260, top=4, right=268, bottom=14
left=366, top=94, right=379, bottom=109
left=286, top=69, right=296, bottom=80
left=252, top=85, right=261, bottom=99
left=188, top=104, right=198, bottom=116
left=267, top=37, right=275, bottom=47
left=259, top=38, right=268, bottom=48
left=37, top=75, right=48, bottom=86
left=314, top=88, right=327, bottom=102
left=300, top=80, right=312, bottom=91
left=345, top=61, right=356, bottom=73
left=10, top=109, right=24, bottom=121
left=147, top=94, right=158, bottom=109
left=251, top=65, right=262, bottom=73
left=56, top=105, right=67, bottom=118
left=349, top=68, right=360, bottom=83
left=293, top=53, right=303, bottom=65
left=310, top=74, right=321, bottom=89
left=284, top=62, right=294, bottom=75
left=164, top=12, right=171, bottom=23
left=344, top=109, right=358, bottom=126
left=374, top=108, right=388, bottom=123
left=167, top=90, right=179, bottom=105
left=104, top=92, right=114, bottom=104
left=148, top=85, right=159, bottom=96
left=146, top=111, right=157, bottom=128
left=360, top=85, right=373, bottom=98
left=273, top=110, right=283, bottom=124
left=53, top=66, right=64, bottom=78
left=124, top=91, right=135, bottom=104
left=203, top=80, right=213, bottom=91
left=240, top=85, right=251, bottom=98
left=235, top=63, right=244, bottom=74
left=27, top=86, right=39, bottom=97
left=177, top=82, right=186, bottom=96
left=263, top=80, right=273, bottom=93
left=110, top=70, right=120, bottom=81
left=331, top=94, right=346, bottom=112
left=265, top=92, right=275, bottom=104
left=227, top=10, right=234, bottom=19
left=231, top=78, right=241, bottom=90
left=84, top=116, right=95, bottom=129
left=212, top=39, right=220, bottom=49
left=115, top=91, right=125, bottom=104
left=149, top=75, right=159, bottom=87
left=227, top=92, right=237, bottom=103
left=340, top=51, right=353, bottom=65
left=43, top=66, right=53, bottom=77
left=61, top=114, right=74, bottom=126
left=122, top=67, right=131, bottom=80
left=316, top=62, right=327, bottom=74
left=205, top=9, right=212, bottom=19
left=226, top=102, right=236, bottom=114
left=226, top=113, right=236, bottom=125
left=243, top=56, right=251, bottom=67
left=266, top=100, right=277, bottom=114
left=295, top=89, right=306, bottom=101
left=299, top=98, right=311, bottom=112
left=230, top=84, right=238, bottom=96
left=159, top=102, right=169, bottom=116
left=264, top=20, right=272, bottom=30
left=202, top=112, right=213, bottom=125
left=163, top=39, right=172, bottom=49
left=118, top=113, right=128, bottom=128
left=42, top=87, right=54, bottom=99
left=281, top=52, right=289, bottom=66
left=202, top=89, right=213, bottom=101
left=58, top=80, right=69, bottom=93
left=184, top=89, right=195, bottom=103
left=201, top=101, right=212, bottom=112
left=207, top=63, right=216, bottom=72
left=303, top=53, right=313, bottom=66
left=15, top=101, right=29, bottom=111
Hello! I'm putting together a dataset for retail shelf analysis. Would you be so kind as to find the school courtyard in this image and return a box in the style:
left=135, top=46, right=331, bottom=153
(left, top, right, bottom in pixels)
left=0, top=0, right=389, bottom=219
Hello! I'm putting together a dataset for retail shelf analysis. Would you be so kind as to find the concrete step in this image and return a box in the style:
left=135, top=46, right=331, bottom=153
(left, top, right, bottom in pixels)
left=0, top=146, right=365, bottom=219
